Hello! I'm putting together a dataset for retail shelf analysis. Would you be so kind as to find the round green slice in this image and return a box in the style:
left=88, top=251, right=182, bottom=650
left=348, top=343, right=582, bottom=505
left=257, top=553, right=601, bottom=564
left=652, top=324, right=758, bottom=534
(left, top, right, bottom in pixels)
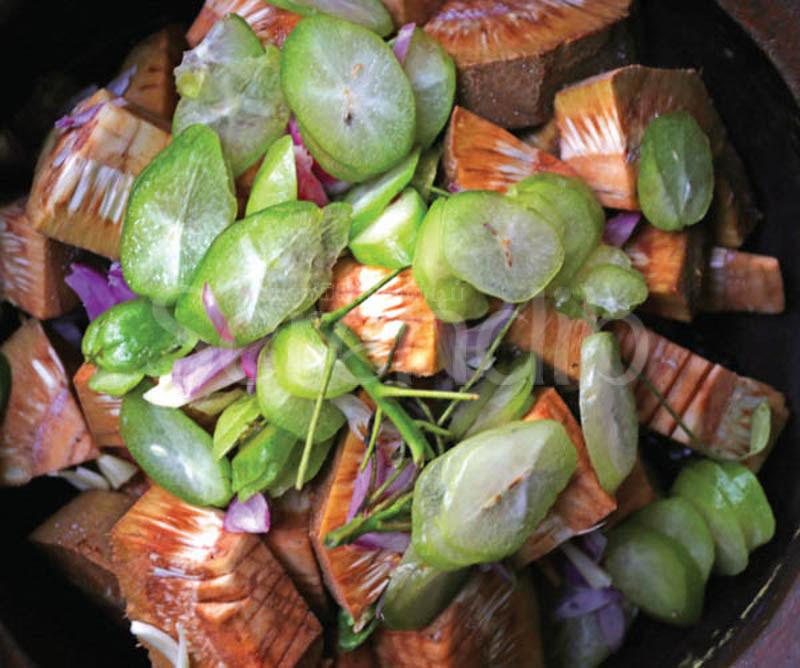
left=349, top=187, right=426, bottom=269
left=232, top=424, right=298, bottom=493
left=442, top=191, right=564, bottom=303
left=671, top=460, right=749, bottom=576
left=281, top=15, right=416, bottom=182
left=272, top=319, right=358, bottom=399
left=265, top=436, right=335, bottom=498
left=121, top=124, right=237, bottom=305
left=269, top=0, right=393, bottom=36
left=716, top=461, right=775, bottom=552
left=573, top=263, right=648, bottom=320
left=411, top=144, right=443, bottom=203
left=579, top=332, right=638, bottom=494
left=605, top=521, right=704, bottom=626
left=631, top=497, right=715, bottom=581
left=245, top=134, right=297, bottom=215
left=256, top=341, right=345, bottom=443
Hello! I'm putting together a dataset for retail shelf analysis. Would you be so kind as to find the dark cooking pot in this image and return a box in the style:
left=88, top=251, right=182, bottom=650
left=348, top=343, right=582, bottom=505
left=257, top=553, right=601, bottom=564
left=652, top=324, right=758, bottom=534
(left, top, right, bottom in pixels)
left=1, top=0, right=799, bottom=665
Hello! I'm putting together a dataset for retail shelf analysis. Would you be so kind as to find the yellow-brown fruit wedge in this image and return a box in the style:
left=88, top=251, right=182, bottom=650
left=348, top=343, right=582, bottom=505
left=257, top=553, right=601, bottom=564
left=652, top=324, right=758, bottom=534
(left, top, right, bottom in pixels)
left=112, top=485, right=323, bottom=667
left=381, top=0, right=446, bottom=27
left=0, top=199, right=81, bottom=319
left=265, top=488, right=329, bottom=616
left=513, top=388, right=616, bottom=567
left=443, top=106, right=575, bottom=192
left=701, top=247, right=784, bottom=314
left=374, top=569, right=544, bottom=667
left=605, top=456, right=659, bottom=528
left=0, top=320, right=98, bottom=486
left=310, top=421, right=400, bottom=627
left=72, top=363, right=125, bottom=449
left=712, top=144, right=760, bottom=247
left=519, top=116, right=561, bottom=156
left=321, top=258, right=442, bottom=377
left=624, top=222, right=707, bottom=323
left=425, top=0, right=634, bottom=129
left=27, top=89, right=170, bottom=260
left=30, top=490, right=135, bottom=614
left=119, top=25, right=186, bottom=122
left=187, top=0, right=302, bottom=49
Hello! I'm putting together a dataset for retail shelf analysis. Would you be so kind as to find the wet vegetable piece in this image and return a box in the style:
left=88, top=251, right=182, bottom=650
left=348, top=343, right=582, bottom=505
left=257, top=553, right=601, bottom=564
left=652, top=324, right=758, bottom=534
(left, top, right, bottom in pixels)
left=82, top=298, right=197, bottom=373
left=245, top=135, right=297, bottom=215
left=412, top=197, right=488, bottom=322
left=212, top=393, right=264, bottom=460
left=630, top=497, right=715, bottom=581
left=604, top=522, right=705, bottom=626
left=256, top=341, right=345, bottom=442
left=232, top=424, right=297, bottom=496
left=173, top=15, right=289, bottom=177
left=0, top=352, right=10, bottom=423
left=175, top=201, right=350, bottom=346
left=671, top=460, right=749, bottom=576
left=638, top=111, right=714, bottom=231
left=572, top=263, right=648, bottom=320
left=345, top=148, right=420, bottom=236
left=281, top=15, right=416, bottom=182
left=508, top=173, right=604, bottom=287
left=716, top=461, right=775, bottom=552
left=270, top=0, right=393, bottom=36
left=397, top=27, right=456, bottom=148
left=349, top=187, right=426, bottom=269
left=120, top=384, right=232, bottom=506
left=263, top=436, right=334, bottom=498
left=272, top=319, right=358, bottom=399
left=121, top=124, right=237, bottom=304
left=381, top=544, right=470, bottom=631
left=87, top=368, right=145, bottom=397
left=338, top=608, right=379, bottom=652
left=443, top=191, right=564, bottom=303
left=579, top=332, right=638, bottom=494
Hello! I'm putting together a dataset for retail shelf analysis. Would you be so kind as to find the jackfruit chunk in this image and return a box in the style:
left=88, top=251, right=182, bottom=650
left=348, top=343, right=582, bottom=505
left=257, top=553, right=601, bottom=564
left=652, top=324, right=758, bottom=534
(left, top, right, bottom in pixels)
left=322, top=258, right=442, bottom=377
left=0, top=199, right=80, bottom=319
left=112, top=485, right=323, bottom=667
left=701, top=247, right=784, bottom=314
left=374, top=570, right=544, bottom=667
left=425, top=0, right=633, bottom=128
left=73, top=363, right=125, bottom=449
left=27, top=89, right=171, bottom=259
left=443, top=106, right=575, bottom=193
left=381, top=0, right=446, bottom=27
left=606, top=456, right=660, bottom=528
left=187, top=0, right=301, bottom=49
left=0, top=319, right=98, bottom=485
left=513, top=388, right=616, bottom=567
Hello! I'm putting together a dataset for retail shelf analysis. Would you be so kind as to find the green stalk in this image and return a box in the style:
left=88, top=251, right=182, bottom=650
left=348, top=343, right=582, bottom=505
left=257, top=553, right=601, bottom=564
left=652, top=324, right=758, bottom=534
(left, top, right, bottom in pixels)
left=379, top=322, right=408, bottom=378
left=414, top=420, right=452, bottom=437
left=429, top=186, right=452, bottom=198
left=360, top=407, right=383, bottom=473
left=367, top=459, right=413, bottom=507
left=380, top=386, right=479, bottom=401
left=323, top=491, right=413, bottom=548
left=412, top=397, right=444, bottom=454
left=320, top=267, right=403, bottom=328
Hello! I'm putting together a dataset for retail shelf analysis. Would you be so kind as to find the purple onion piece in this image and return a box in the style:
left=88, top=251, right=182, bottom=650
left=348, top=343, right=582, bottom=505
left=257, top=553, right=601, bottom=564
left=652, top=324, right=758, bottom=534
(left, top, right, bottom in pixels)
left=392, top=23, right=416, bottom=63
left=294, top=145, right=329, bottom=206
left=107, top=65, right=137, bottom=97
left=223, top=493, right=270, bottom=533
left=241, top=339, right=266, bottom=381
left=332, top=394, right=372, bottom=439
left=603, top=212, right=641, bottom=247
left=65, top=263, right=135, bottom=321
left=107, top=262, right=138, bottom=303
left=552, top=586, right=622, bottom=620
left=55, top=102, right=104, bottom=131
left=288, top=115, right=303, bottom=146
left=447, top=183, right=463, bottom=193
left=354, top=531, right=410, bottom=552
left=581, top=529, right=608, bottom=563
left=171, top=346, right=242, bottom=396
left=347, top=456, right=373, bottom=523
left=202, top=282, right=234, bottom=344
left=595, top=600, right=627, bottom=651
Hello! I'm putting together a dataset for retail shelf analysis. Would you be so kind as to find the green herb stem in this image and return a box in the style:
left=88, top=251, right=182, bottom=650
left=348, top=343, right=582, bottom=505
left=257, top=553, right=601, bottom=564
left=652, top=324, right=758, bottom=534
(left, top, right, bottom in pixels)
left=367, top=459, right=413, bottom=507
left=360, top=407, right=383, bottom=473
left=323, top=491, right=413, bottom=548
left=320, top=267, right=403, bottom=328
left=380, top=323, right=408, bottom=378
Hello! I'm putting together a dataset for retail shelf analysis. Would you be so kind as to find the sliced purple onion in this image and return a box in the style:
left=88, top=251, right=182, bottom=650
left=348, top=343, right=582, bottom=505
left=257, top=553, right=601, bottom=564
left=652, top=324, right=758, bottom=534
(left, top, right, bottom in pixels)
left=144, top=360, right=246, bottom=408
left=287, top=115, right=350, bottom=196
left=107, top=65, right=137, bottom=97
left=595, top=600, right=627, bottom=651
left=288, top=115, right=303, bottom=147
left=47, top=312, right=86, bottom=350
left=65, top=263, right=136, bottom=321
left=202, top=282, right=234, bottom=344
left=447, top=183, right=463, bottom=194
left=561, top=541, right=612, bottom=589
left=294, top=145, right=330, bottom=206
left=224, top=493, right=271, bottom=533
left=332, top=394, right=372, bottom=439
left=171, top=345, right=242, bottom=396
left=581, top=529, right=608, bottom=563
left=603, top=212, right=641, bottom=247
left=241, top=339, right=266, bottom=381
left=393, top=23, right=416, bottom=64
left=355, top=531, right=410, bottom=552
left=552, top=586, right=622, bottom=620
left=55, top=102, right=104, bottom=131
left=107, top=262, right=138, bottom=302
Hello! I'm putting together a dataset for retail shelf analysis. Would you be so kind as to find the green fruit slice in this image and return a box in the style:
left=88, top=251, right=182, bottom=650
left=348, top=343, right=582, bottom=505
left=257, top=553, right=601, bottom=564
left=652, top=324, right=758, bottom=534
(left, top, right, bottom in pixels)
left=212, top=393, right=264, bottom=460
left=716, top=461, right=775, bottom=552
left=269, top=0, right=393, bottom=36
left=579, top=332, right=638, bottom=494
left=411, top=144, right=442, bottom=203
left=173, top=15, right=289, bottom=177
left=605, top=522, right=704, bottom=626
left=121, top=124, right=237, bottom=305
left=508, top=173, right=604, bottom=287
left=349, top=187, right=426, bottom=269
left=397, top=28, right=456, bottom=148
left=381, top=544, right=469, bottom=630
left=232, top=424, right=298, bottom=493
left=264, top=436, right=335, bottom=498
left=175, top=201, right=350, bottom=346
left=120, top=383, right=232, bottom=507
left=281, top=15, right=416, bottom=182
left=572, top=263, right=648, bottom=320
left=442, top=191, right=564, bottom=303
left=88, top=368, right=145, bottom=397
left=671, top=460, right=749, bottom=576
left=245, top=134, right=297, bottom=215
left=631, top=497, right=715, bottom=581
left=412, top=197, right=488, bottom=322
left=272, top=319, right=358, bottom=399
left=345, top=148, right=420, bottom=236
left=256, top=341, right=345, bottom=443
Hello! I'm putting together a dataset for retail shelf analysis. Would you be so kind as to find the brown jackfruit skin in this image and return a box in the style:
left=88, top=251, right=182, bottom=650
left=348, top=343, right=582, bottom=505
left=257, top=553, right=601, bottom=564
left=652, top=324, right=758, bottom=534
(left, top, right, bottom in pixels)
left=112, top=485, right=323, bottom=668
left=381, top=0, right=446, bottom=27
left=30, top=490, right=135, bottom=614
left=187, top=0, right=302, bottom=49
left=513, top=388, right=616, bottom=567
left=374, top=570, right=544, bottom=667
left=0, top=199, right=81, bottom=319
left=72, top=363, right=125, bottom=449
left=701, top=247, right=785, bottom=314
left=0, top=319, right=99, bottom=486
left=425, top=0, right=634, bottom=128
